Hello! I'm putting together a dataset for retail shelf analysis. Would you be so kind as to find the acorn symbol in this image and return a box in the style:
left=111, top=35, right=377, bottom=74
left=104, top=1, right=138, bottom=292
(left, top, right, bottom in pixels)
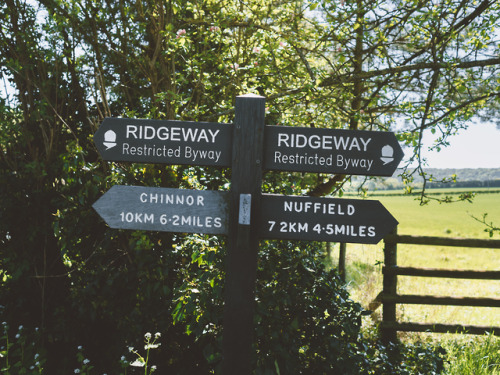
left=103, top=130, right=117, bottom=150
left=380, top=145, right=394, bottom=165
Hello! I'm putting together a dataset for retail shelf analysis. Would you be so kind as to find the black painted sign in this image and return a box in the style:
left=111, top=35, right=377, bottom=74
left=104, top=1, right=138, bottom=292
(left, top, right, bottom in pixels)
left=93, top=185, right=230, bottom=235
left=259, top=194, right=398, bottom=244
left=263, top=125, right=404, bottom=176
left=94, top=118, right=232, bottom=166
left=91, top=96, right=402, bottom=374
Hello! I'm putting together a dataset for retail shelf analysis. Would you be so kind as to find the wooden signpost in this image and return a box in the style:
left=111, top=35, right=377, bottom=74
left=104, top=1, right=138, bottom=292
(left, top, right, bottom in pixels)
left=93, top=94, right=402, bottom=374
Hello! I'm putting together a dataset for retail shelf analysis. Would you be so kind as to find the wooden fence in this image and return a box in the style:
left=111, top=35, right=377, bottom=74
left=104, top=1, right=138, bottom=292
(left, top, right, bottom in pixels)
left=373, top=229, right=500, bottom=344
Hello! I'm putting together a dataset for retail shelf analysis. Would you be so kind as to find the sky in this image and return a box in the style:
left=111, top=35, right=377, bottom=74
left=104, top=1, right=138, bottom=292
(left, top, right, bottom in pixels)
left=417, top=122, right=500, bottom=169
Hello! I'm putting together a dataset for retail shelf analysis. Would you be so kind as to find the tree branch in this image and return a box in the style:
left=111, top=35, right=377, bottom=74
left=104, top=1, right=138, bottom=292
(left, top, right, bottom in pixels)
left=321, top=57, right=500, bottom=87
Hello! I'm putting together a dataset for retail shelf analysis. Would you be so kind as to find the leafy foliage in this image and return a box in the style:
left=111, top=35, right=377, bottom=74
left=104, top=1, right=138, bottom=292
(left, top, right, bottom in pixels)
left=1, top=0, right=499, bottom=372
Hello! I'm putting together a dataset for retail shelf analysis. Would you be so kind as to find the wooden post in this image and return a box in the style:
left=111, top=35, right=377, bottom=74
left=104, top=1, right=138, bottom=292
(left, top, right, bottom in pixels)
left=339, top=243, right=346, bottom=282
left=222, top=94, right=265, bottom=374
left=382, top=227, right=398, bottom=345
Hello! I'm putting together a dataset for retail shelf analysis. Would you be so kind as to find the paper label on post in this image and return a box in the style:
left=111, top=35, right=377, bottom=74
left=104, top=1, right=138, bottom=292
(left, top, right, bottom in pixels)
left=239, top=194, right=252, bottom=225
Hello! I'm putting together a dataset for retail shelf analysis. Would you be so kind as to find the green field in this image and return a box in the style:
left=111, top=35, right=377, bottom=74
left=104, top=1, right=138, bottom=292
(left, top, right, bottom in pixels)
left=336, top=188, right=500, bottom=335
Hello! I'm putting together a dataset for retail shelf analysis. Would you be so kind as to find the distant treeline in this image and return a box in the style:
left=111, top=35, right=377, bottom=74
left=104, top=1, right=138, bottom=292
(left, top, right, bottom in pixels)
left=423, top=168, right=500, bottom=181
left=427, top=179, right=500, bottom=189
left=347, top=168, right=500, bottom=191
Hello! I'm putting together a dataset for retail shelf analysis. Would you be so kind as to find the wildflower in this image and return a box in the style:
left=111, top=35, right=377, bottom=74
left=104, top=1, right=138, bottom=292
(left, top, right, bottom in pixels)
left=18, top=325, right=23, bottom=330
left=155, top=332, right=161, bottom=339
left=130, top=359, right=145, bottom=367
left=74, top=370, right=80, bottom=374
left=279, top=41, right=286, bottom=47
left=83, top=359, right=90, bottom=365
left=176, top=29, right=186, bottom=38
left=145, top=332, right=152, bottom=340
left=231, top=63, right=239, bottom=71
left=78, top=345, right=83, bottom=350
left=209, top=26, right=219, bottom=32
left=121, top=355, right=127, bottom=361
left=253, top=47, right=261, bottom=53
left=15, top=333, right=20, bottom=339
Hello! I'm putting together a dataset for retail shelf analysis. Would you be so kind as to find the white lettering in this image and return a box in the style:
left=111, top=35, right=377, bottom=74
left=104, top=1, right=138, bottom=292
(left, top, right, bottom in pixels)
left=208, top=129, right=220, bottom=143
left=144, top=126, right=155, bottom=140
left=123, top=125, right=220, bottom=143
left=278, top=133, right=290, bottom=147
left=126, top=125, right=138, bottom=139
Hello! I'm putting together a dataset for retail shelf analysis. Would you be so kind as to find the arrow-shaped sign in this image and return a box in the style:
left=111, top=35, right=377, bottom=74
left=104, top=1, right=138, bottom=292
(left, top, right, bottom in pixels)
left=259, top=194, right=398, bottom=244
left=94, top=118, right=233, bottom=167
left=94, top=118, right=403, bottom=176
left=263, top=125, right=404, bottom=176
left=93, top=185, right=230, bottom=235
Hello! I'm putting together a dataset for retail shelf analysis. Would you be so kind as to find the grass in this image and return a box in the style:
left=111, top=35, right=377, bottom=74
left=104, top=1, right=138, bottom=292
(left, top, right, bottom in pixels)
left=331, top=188, right=500, bottom=371
left=443, top=334, right=500, bottom=374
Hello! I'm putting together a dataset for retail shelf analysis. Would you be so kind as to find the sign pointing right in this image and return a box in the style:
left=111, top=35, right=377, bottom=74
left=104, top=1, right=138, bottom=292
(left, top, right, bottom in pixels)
left=263, top=125, right=404, bottom=176
left=259, top=194, right=398, bottom=244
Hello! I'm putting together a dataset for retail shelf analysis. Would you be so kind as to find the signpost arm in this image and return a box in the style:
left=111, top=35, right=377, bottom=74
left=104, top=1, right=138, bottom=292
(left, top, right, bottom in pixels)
left=222, top=94, right=265, bottom=374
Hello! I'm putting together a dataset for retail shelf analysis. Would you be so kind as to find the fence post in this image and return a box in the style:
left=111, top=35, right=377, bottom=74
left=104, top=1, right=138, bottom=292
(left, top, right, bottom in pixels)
left=339, top=242, right=346, bottom=282
left=382, top=226, right=398, bottom=345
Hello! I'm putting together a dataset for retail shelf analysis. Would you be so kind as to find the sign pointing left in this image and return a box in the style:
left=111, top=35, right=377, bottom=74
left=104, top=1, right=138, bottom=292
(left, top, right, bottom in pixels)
left=94, top=118, right=233, bottom=166
left=93, top=185, right=230, bottom=235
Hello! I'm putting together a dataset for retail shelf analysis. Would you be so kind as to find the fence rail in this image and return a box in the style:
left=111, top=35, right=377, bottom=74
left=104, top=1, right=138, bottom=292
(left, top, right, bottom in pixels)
left=379, top=229, right=500, bottom=343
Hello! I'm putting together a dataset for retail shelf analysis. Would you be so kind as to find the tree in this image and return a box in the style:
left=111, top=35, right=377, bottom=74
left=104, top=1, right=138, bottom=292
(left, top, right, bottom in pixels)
left=1, top=0, right=498, bottom=372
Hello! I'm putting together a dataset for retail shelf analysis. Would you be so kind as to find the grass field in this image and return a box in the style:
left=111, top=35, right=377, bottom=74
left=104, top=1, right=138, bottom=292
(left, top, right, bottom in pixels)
left=334, top=188, right=500, bottom=335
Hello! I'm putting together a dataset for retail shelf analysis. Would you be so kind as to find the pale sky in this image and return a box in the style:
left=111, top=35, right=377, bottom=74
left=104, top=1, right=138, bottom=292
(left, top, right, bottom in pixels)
left=419, top=122, right=500, bottom=169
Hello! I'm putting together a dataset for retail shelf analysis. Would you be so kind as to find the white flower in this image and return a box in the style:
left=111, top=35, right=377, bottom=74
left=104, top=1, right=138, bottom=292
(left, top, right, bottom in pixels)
left=155, top=332, right=161, bottom=339
left=83, top=358, right=90, bottom=365
left=74, top=370, right=80, bottom=374
left=130, top=359, right=145, bottom=367
left=145, top=332, right=152, bottom=340
left=77, top=345, right=83, bottom=350
left=121, top=355, right=126, bottom=361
